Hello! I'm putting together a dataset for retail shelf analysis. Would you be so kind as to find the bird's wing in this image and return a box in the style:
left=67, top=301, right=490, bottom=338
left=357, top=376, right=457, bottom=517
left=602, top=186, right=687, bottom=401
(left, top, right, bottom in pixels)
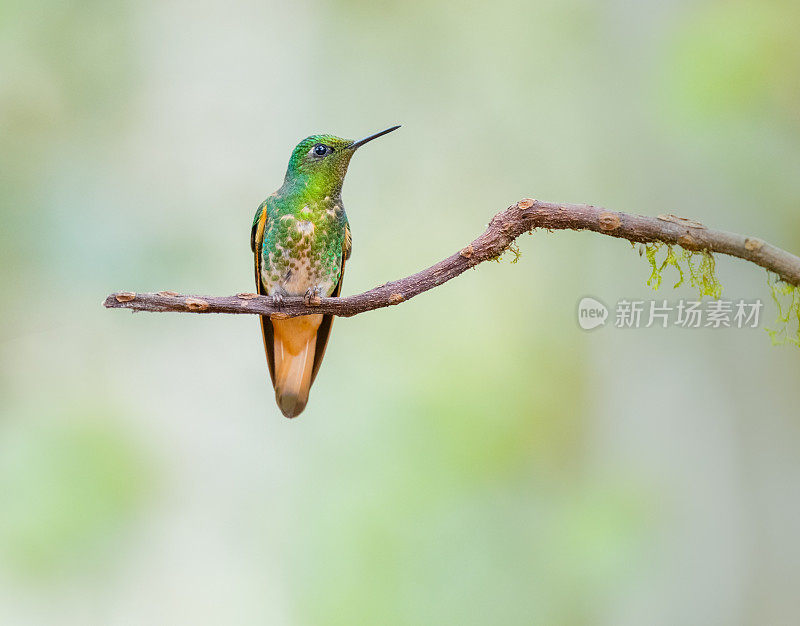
left=310, top=223, right=350, bottom=384
left=252, top=200, right=276, bottom=385
left=343, top=222, right=352, bottom=260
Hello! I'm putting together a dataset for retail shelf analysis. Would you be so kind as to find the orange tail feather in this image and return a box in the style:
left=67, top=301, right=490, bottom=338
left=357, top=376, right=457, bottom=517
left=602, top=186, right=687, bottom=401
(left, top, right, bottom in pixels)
left=271, top=314, right=323, bottom=418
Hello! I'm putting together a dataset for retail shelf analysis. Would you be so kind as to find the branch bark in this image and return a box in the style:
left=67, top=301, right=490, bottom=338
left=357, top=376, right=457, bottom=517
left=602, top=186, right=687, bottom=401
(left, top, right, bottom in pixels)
left=104, top=198, right=800, bottom=318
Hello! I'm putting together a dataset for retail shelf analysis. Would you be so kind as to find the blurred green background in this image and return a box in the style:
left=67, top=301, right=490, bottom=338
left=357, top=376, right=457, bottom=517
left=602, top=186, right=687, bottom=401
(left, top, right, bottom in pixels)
left=1, top=0, right=799, bottom=624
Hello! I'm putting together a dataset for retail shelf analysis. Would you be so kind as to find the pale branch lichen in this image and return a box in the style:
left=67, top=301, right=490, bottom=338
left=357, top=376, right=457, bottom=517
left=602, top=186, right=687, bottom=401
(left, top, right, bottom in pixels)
left=504, top=241, right=522, bottom=264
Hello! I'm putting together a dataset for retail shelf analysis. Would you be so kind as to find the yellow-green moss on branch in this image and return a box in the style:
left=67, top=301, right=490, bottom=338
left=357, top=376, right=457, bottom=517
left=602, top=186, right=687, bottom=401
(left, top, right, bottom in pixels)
left=642, top=242, right=723, bottom=299
left=766, top=274, right=800, bottom=347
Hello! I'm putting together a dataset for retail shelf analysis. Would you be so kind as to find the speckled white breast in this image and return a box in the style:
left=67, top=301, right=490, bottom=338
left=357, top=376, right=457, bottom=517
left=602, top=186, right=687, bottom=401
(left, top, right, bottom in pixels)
left=260, top=216, right=337, bottom=297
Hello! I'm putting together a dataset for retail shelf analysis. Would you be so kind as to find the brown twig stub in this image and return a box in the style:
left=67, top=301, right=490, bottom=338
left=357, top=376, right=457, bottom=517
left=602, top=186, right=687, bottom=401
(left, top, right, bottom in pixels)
left=104, top=198, right=800, bottom=318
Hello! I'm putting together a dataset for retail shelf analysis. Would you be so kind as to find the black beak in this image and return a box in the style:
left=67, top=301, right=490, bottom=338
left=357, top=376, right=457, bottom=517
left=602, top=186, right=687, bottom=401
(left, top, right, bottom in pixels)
left=349, top=125, right=401, bottom=150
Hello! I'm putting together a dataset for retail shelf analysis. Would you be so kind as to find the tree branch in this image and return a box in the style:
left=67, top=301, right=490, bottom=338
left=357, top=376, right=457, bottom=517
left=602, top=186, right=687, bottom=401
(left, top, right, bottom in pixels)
left=104, top=198, right=800, bottom=318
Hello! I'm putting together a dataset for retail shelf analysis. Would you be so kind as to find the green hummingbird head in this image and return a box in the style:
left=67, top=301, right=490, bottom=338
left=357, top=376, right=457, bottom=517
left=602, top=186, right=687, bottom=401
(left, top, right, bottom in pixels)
left=282, top=125, right=400, bottom=196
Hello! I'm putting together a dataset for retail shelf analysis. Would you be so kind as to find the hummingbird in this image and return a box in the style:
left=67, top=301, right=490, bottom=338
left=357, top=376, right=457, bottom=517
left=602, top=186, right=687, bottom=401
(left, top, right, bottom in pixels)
left=251, top=125, right=400, bottom=418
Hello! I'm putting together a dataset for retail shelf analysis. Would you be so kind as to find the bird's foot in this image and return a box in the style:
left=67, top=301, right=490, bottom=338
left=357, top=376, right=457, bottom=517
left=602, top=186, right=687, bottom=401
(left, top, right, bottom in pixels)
left=271, top=292, right=285, bottom=309
left=304, top=286, right=323, bottom=306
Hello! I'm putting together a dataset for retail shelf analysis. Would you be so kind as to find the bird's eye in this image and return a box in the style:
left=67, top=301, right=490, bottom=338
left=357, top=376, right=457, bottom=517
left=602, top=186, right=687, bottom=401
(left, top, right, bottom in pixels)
left=313, top=144, right=329, bottom=157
